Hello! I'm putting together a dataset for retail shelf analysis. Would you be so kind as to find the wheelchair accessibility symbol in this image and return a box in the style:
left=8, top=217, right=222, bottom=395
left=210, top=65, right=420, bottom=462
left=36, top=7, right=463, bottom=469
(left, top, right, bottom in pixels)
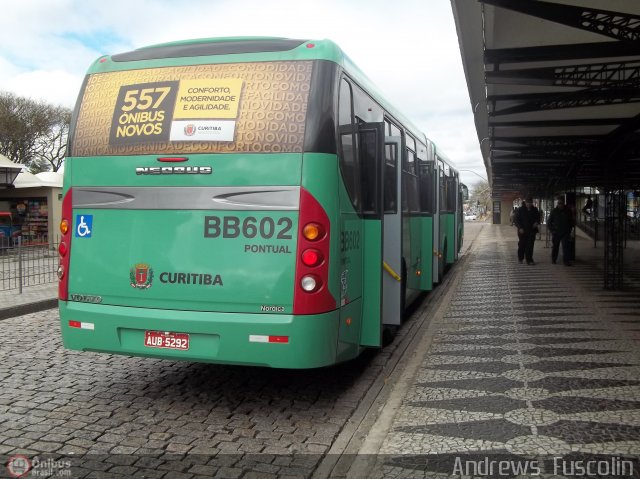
left=75, top=215, right=93, bottom=238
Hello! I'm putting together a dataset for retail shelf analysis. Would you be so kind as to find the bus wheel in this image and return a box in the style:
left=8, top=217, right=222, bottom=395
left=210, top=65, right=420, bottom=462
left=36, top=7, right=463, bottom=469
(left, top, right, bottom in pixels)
left=442, top=244, right=448, bottom=275
left=382, top=325, right=397, bottom=346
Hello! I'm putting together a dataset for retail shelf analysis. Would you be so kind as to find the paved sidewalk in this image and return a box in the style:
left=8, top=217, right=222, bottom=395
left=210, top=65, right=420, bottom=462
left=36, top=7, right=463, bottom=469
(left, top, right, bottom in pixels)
left=0, top=282, right=57, bottom=320
left=352, top=224, right=640, bottom=478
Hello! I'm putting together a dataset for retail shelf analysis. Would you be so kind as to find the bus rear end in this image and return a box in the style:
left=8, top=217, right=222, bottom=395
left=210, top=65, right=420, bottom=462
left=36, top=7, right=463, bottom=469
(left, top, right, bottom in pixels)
left=59, top=39, right=343, bottom=368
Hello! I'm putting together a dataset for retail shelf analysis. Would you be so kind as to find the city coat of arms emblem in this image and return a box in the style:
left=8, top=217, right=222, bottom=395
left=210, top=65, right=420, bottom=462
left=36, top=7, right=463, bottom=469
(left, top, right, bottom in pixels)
left=130, top=263, right=153, bottom=289
left=184, top=124, right=196, bottom=136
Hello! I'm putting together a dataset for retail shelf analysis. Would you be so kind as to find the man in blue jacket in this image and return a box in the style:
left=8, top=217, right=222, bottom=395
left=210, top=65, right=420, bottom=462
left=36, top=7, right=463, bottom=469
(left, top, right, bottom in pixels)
left=547, top=196, right=575, bottom=266
left=514, top=197, right=541, bottom=265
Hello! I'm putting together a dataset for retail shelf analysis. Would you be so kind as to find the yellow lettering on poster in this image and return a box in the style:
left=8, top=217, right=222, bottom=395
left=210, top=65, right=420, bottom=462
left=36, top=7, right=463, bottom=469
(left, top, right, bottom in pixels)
left=174, top=79, right=244, bottom=119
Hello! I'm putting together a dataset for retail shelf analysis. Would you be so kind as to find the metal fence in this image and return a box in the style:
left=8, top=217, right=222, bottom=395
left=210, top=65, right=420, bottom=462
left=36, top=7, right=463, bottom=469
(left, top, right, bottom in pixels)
left=576, top=215, right=640, bottom=244
left=0, top=237, right=59, bottom=292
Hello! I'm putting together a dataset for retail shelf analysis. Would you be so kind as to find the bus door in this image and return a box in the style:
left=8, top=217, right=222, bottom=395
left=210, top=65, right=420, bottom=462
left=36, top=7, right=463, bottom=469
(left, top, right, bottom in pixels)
left=382, top=136, right=402, bottom=326
left=434, top=158, right=445, bottom=282
left=358, top=122, right=385, bottom=347
left=357, top=126, right=402, bottom=344
left=452, top=174, right=461, bottom=259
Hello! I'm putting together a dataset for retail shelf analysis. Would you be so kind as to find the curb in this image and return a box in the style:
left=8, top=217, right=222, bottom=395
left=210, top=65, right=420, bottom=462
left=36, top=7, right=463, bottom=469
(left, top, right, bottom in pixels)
left=0, top=298, right=57, bottom=320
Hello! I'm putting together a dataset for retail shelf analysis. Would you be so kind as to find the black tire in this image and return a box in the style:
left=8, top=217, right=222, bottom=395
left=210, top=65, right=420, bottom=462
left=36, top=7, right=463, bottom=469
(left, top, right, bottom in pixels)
left=382, top=325, right=397, bottom=346
left=438, top=242, right=446, bottom=283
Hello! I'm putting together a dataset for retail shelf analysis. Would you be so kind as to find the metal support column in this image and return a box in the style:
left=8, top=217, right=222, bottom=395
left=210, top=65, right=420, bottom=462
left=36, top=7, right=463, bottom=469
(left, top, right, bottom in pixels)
left=603, top=190, right=625, bottom=290
left=544, top=194, right=553, bottom=249
left=566, top=188, right=577, bottom=263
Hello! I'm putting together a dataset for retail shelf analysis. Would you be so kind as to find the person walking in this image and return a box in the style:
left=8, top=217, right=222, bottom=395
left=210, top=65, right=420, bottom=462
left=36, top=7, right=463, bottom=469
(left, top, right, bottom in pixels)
left=581, top=196, right=593, bottom=223
left=548, top=196, right=575, bottom=266
left=514, top=197, right=541, bottom=265
left=582, top=196, right=593, bottom=216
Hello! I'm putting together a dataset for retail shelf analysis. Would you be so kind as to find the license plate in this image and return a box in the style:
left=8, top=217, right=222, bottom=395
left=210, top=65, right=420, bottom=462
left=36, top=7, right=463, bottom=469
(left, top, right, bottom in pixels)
left=144, top=330, right=189, bottom=350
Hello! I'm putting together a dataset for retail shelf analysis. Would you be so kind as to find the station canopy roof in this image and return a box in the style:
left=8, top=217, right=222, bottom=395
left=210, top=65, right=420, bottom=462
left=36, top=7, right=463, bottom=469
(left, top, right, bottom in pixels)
left=451, top=0, right=640, bottom=198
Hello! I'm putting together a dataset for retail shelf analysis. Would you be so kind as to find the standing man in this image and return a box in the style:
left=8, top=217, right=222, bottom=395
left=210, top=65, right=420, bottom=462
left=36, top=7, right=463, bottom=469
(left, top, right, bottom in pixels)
left=514, top=197, right=541, bottom=265
left=548, top=196, right=575, bottom=266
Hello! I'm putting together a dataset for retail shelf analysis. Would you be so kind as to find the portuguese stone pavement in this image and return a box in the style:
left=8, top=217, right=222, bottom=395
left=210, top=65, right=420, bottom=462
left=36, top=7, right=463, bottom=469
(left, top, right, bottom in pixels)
left=371, top=225, right=640, bottom=478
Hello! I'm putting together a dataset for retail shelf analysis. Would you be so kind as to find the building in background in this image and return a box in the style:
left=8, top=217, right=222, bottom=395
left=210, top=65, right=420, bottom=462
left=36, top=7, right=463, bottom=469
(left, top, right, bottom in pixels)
left=0, top=154, right=62, bottom=245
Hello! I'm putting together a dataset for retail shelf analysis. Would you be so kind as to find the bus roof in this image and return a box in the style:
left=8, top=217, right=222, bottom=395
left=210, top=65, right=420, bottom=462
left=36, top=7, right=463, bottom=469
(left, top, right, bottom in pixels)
left=89, top=36, right=455, bottom=171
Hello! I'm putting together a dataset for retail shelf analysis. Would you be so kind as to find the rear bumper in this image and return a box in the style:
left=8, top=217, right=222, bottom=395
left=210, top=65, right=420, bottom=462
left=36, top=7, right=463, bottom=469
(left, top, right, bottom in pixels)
left=59, top=301, right=340, bottom=369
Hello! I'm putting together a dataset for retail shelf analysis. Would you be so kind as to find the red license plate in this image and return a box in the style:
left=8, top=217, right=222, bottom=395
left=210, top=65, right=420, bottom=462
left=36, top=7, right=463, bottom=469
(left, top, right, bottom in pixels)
left=144, top=331, right=189, bottom=350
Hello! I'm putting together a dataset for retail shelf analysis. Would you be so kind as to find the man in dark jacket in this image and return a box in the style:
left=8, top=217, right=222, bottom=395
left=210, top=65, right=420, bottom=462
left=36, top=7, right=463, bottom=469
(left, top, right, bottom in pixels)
left=547, top=196, right=575, bottom=266
left=514, top=197, right=541, bottom=265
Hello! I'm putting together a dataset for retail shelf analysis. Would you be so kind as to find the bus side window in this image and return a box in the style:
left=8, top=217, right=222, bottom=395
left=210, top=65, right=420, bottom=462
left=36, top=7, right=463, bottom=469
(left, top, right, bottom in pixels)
left=404, top=144, right=420, bottom=213
left=338, top=78, right=361, bottom=212
left=384, top=143, right=397, bottom=214
left=358, top=123, right=379, bottom=215
left=418, top=159, right=433, bottom=214
left=438, top=159, right=445, bottom=211
left=446, top=177, right=457, bottom=211
left=384, top=120, right=401, bottom=214
left=353, top=82, right=383, bottom=216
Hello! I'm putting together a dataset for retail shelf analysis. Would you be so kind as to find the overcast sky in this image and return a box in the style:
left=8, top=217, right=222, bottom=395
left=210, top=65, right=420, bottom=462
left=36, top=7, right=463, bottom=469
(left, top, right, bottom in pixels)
left=0, top=0, right=486, bottom=187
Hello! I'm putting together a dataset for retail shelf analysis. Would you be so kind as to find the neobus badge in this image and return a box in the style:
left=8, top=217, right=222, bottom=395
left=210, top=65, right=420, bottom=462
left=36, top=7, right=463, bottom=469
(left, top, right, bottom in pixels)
left=135, top=166, right=212, bottom=175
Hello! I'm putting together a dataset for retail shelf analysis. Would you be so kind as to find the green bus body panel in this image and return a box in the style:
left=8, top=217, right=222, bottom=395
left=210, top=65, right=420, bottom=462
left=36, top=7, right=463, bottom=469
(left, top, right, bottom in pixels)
left=458, top=215, right=464, bottom=255
left=441, top=213, right=456, bottom=264
left=419, top=217, right=434, bottom=291
left=59, top=301, right=342, bottom=369
left=60, top=152, right=373, bottom=366
left=406, top=217, right=422, bottom=291
left=66, top=153, right=302, bottom=314
left=337, top=298, right=364, bottom=362
left=360, top=221, right=382, bottom=347
left=68, top=208, right=297, bottom=312
left=70, top=153, right=303, bottom=187
left=336, top=174, right=366, bottom=349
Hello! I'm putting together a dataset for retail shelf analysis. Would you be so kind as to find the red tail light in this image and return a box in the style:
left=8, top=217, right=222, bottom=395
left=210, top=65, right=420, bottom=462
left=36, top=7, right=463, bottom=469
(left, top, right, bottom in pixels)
left=301, top=249, right=323, bottom=267
left=58, top=188, right=73, bottom=301
left=293, top=188, right=335, bottom=314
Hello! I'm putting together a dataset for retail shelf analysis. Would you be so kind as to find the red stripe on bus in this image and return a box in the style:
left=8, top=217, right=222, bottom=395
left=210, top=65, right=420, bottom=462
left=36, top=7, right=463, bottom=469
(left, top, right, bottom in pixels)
left=268, top=336, right=289, bottom=343
left=157, top=157, right=188, bottom=162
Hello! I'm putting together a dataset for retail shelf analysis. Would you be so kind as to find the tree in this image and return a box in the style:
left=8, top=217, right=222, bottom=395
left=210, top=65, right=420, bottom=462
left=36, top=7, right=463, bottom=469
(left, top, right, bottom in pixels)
left=0, top=91, right=71, bottom=172
left=33, top=108, right=71, bottom=173
left=470, top=180, right=492, bottom=215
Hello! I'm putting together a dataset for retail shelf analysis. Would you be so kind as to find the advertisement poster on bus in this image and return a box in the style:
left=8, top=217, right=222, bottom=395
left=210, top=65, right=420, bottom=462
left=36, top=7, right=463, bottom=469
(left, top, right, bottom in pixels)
left=73, top=61, right=312, bottom=156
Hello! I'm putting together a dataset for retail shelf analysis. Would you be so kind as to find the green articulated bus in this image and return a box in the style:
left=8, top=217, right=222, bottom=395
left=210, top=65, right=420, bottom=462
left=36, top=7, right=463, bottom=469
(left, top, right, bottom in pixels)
left=58, top=37, right=465, bottom=368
